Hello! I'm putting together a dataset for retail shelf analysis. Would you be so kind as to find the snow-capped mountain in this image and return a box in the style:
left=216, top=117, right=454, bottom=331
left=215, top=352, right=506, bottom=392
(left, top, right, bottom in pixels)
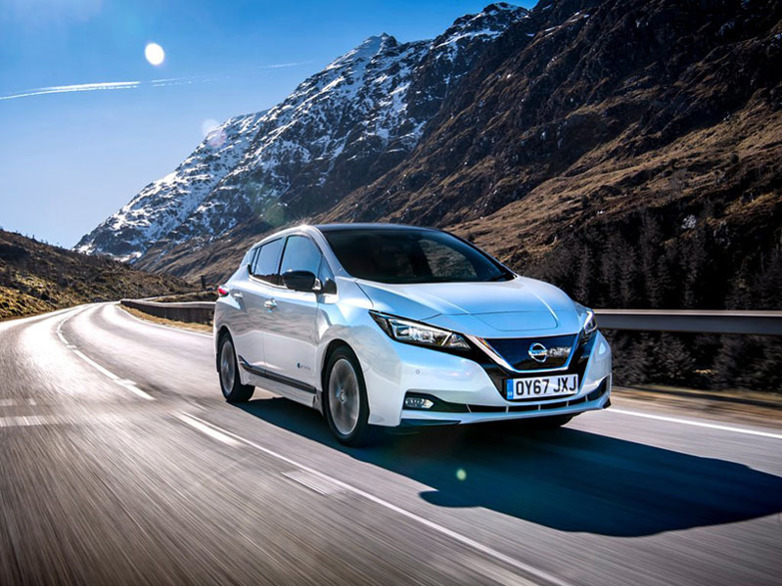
left=76, top=3, right=530, bottom=263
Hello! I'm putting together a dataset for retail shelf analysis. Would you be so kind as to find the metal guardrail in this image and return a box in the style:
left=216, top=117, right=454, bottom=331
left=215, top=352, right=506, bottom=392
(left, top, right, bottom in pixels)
left=120, top=299, right=782, bottom=335
left=594, top=309, right=782, bottom=336
left=120, top=299, right=215, bottom=325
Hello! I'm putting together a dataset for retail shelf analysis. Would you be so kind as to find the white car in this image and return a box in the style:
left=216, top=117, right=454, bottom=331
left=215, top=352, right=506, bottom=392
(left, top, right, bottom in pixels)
left=214, top=224, right=612, bottom=445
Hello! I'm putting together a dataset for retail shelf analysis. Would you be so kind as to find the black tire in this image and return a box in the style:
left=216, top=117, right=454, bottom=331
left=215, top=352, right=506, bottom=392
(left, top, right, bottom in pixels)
left=218, top=333, right=254, bottom=403
left=526, top=414, right=574, bottom=429
left=322, top=345, right=382, bottom=447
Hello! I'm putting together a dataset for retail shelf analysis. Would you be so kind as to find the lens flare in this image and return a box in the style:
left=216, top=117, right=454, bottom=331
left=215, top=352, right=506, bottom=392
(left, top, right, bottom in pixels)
left=201, top=119, right=220, bottom=136
left=202, top=119, right=226, bottom=148
left=456, top=468, right=467, bottom=481
left=144, top=43, right=165, bottom=66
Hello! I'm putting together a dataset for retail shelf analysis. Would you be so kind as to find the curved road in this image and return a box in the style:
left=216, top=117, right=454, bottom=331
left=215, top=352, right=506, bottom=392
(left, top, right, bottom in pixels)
left=1, top=303, right=780, bottom=584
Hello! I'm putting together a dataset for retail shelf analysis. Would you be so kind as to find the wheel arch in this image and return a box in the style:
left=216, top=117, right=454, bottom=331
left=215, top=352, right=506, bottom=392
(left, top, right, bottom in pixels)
left=215, top=325, right=232, bottom=373
left=320, top=339, right=380, bottom=446
left=320, top=338, right=353, bottom=393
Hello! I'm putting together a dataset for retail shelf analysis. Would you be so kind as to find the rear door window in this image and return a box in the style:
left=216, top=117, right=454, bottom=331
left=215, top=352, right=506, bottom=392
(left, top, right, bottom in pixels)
left=241, top=246, right=258, bottom=268
left=251, top=238, right=284, bottom=284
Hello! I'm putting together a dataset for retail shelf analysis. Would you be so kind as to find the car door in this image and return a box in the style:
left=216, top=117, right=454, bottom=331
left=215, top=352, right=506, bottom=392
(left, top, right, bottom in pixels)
left=236, top=237, right=284, bottom=369
left=262, top=234, right=322, bottom=393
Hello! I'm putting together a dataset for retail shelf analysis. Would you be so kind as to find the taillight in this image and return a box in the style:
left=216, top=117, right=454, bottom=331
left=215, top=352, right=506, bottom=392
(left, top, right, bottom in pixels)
left=217, top=286, right=229, bottom=297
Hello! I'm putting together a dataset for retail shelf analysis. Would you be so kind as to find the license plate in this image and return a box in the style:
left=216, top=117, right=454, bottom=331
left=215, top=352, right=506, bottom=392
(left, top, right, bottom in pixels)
left=505, top=374, right=579, bottom=400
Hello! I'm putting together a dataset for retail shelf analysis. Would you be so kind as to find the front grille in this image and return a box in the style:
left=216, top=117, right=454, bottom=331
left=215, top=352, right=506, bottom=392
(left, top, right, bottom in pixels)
left=484, top=334, right=578, bottom=371
left=479, top=331, right=597, bottom=400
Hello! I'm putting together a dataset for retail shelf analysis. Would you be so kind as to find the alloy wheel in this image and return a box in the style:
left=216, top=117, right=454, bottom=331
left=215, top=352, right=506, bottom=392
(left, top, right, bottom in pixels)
left=328, top=358, right=361, bottom=436
left=220, top=339, right=236, bottom=395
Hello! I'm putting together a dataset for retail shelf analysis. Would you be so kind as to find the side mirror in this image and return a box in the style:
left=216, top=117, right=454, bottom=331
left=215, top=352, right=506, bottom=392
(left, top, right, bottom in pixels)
left=247, top=263, right=254, bottom=275
left=281, top=270, right=316, bottom=292
left=319, top=278, right=337, bottom=295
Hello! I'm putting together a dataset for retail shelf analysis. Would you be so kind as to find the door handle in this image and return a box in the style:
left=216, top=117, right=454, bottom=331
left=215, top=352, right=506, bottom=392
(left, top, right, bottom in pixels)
left=232, top=291, right=243, bottom=299
left=264, top=299, right=277, bottom=310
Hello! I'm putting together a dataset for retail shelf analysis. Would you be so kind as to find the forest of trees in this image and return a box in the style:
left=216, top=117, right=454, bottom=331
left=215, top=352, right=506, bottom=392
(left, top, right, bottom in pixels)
left=526, top=207, right=782, bottom=393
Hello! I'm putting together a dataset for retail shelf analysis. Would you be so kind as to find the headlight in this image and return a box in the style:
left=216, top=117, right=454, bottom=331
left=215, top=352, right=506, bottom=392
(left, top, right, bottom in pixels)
left=369, top=311, right=471, bottom=352
left=582, top=308, right=597, bottom=337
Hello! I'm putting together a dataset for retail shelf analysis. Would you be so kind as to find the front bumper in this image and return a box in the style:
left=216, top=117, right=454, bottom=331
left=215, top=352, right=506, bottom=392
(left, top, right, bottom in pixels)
left=360, top=330, right=612, bottom=427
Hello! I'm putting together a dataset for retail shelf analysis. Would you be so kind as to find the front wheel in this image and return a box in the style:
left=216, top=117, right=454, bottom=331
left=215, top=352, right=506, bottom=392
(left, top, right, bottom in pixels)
left=218, top=334, right=254, bottom=403
left=323, top=346, right=381, bottom=446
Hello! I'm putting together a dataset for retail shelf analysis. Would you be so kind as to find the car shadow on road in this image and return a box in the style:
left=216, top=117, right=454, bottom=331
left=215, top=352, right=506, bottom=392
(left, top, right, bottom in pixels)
left=235, top=398, right=782, bottom=537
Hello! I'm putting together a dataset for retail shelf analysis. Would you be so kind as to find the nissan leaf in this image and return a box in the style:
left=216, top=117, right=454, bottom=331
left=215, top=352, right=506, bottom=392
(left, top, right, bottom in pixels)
left=214, top=224, right=612, bottom=445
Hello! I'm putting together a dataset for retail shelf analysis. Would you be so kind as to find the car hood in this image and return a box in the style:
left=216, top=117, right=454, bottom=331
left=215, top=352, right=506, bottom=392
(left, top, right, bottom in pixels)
left=356, top=277, right=582, bottom=336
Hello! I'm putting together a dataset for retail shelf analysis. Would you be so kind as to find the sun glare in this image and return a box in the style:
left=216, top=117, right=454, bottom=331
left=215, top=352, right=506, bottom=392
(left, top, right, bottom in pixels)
left=144, top=43, right=165, bottom=66
left=202, top=119, right=226, bottom=148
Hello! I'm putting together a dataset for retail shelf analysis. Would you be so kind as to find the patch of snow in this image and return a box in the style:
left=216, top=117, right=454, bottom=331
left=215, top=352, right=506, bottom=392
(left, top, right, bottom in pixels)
left=682, top=214, right=697, bottom=230
left=76, top=4, right=530, bottom=261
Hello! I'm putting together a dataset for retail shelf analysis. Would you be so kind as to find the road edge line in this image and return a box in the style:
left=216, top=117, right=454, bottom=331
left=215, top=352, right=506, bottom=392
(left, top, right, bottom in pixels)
left=56, top=307, right=155, bottom=401
left=176, top=414, right=241, bottom=446
left=610, top=408, right=782, bottom=440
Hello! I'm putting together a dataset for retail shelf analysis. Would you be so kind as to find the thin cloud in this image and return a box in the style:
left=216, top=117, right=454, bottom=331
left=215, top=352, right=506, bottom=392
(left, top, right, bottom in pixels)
left=258, top=60, right=314, bottom=69
left=0, top=81, right=139, bottom=101
left=0, top=61, right=313, bottom=103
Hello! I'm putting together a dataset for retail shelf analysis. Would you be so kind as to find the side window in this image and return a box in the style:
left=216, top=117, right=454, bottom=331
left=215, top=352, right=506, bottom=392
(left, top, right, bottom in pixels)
left=279, top=236, right=322, bottom=280
left=250, top=238, right=284, bottom=284
left=241, top=247, right=258, bottom=268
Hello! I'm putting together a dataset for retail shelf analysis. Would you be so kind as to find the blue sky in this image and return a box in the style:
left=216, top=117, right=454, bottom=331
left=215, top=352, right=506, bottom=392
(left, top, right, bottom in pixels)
left=0, top=0, right=535, bottom=248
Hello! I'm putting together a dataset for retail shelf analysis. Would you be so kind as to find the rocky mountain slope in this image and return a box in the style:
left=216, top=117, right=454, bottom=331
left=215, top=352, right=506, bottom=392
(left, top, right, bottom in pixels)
left=72, top=0, right=782, bottom=390
left=79, top=0, right=781, bottom=304
left=0, top=230, right=189, bottom=320
left=324, top=0, right=782, bottom=310
left=76, top=3, right=531, bottom=265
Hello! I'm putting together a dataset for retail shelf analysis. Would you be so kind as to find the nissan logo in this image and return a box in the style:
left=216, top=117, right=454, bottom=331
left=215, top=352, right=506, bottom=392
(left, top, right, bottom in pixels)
left=528, top=342, right=548, bottom=363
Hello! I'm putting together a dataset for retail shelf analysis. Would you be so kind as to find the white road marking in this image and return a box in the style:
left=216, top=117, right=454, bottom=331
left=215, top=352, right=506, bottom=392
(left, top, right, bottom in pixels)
left=115, top=303, right=213, bottom=339
left=0, top=306, right=83, bottom=329
left=176, top=414, right=241, bottom=446
left=71, top=348, right=123, bottom=380
left=0, top=414, right=63, bottom=428
left=181, top=413, right=559, bottom=586
left=611, top=408, right=782, bottom=440
left=56, top=309, right=154, bottom=401
left=0, top=399, right=37, bottom=407
left=283, top=470, right=345, bottom=495
left=0, top=413, right=135, bottom=428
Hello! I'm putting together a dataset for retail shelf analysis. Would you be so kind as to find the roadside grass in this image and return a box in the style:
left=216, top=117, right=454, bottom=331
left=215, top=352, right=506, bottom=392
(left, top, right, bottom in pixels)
left=613, top=385, right=782, bottom=430
left=0, top=229, right=192, bottom=320
left=0, top=284, right=61, bottom=320
left=120, top=304, right=213, bottom=334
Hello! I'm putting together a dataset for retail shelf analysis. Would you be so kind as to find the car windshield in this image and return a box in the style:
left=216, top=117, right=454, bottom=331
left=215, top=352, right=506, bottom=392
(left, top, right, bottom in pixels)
left=323, top=228, right=514, bottom=284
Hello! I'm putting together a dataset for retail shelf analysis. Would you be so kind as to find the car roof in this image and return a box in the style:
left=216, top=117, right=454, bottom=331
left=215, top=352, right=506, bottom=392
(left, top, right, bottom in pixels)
left=313, top=223, right=438, bottom=233
left=247, top=223, right=441, bottom=251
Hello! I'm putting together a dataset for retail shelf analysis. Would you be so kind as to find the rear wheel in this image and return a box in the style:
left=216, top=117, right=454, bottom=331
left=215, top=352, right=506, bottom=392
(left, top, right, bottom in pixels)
left=323, top=346, right=381, bottom=446
left=218, top=334, right=254, bottom=403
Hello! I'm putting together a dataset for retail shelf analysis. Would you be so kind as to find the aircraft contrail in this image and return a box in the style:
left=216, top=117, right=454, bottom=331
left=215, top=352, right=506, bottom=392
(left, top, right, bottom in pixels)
left=0, top=81, right=140, bottom=101
left=0, top=62, right=313, bottom=102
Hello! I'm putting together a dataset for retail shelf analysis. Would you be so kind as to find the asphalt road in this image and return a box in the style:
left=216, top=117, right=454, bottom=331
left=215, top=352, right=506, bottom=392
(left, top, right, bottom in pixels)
left=1, top=303, right=780, bottom=585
